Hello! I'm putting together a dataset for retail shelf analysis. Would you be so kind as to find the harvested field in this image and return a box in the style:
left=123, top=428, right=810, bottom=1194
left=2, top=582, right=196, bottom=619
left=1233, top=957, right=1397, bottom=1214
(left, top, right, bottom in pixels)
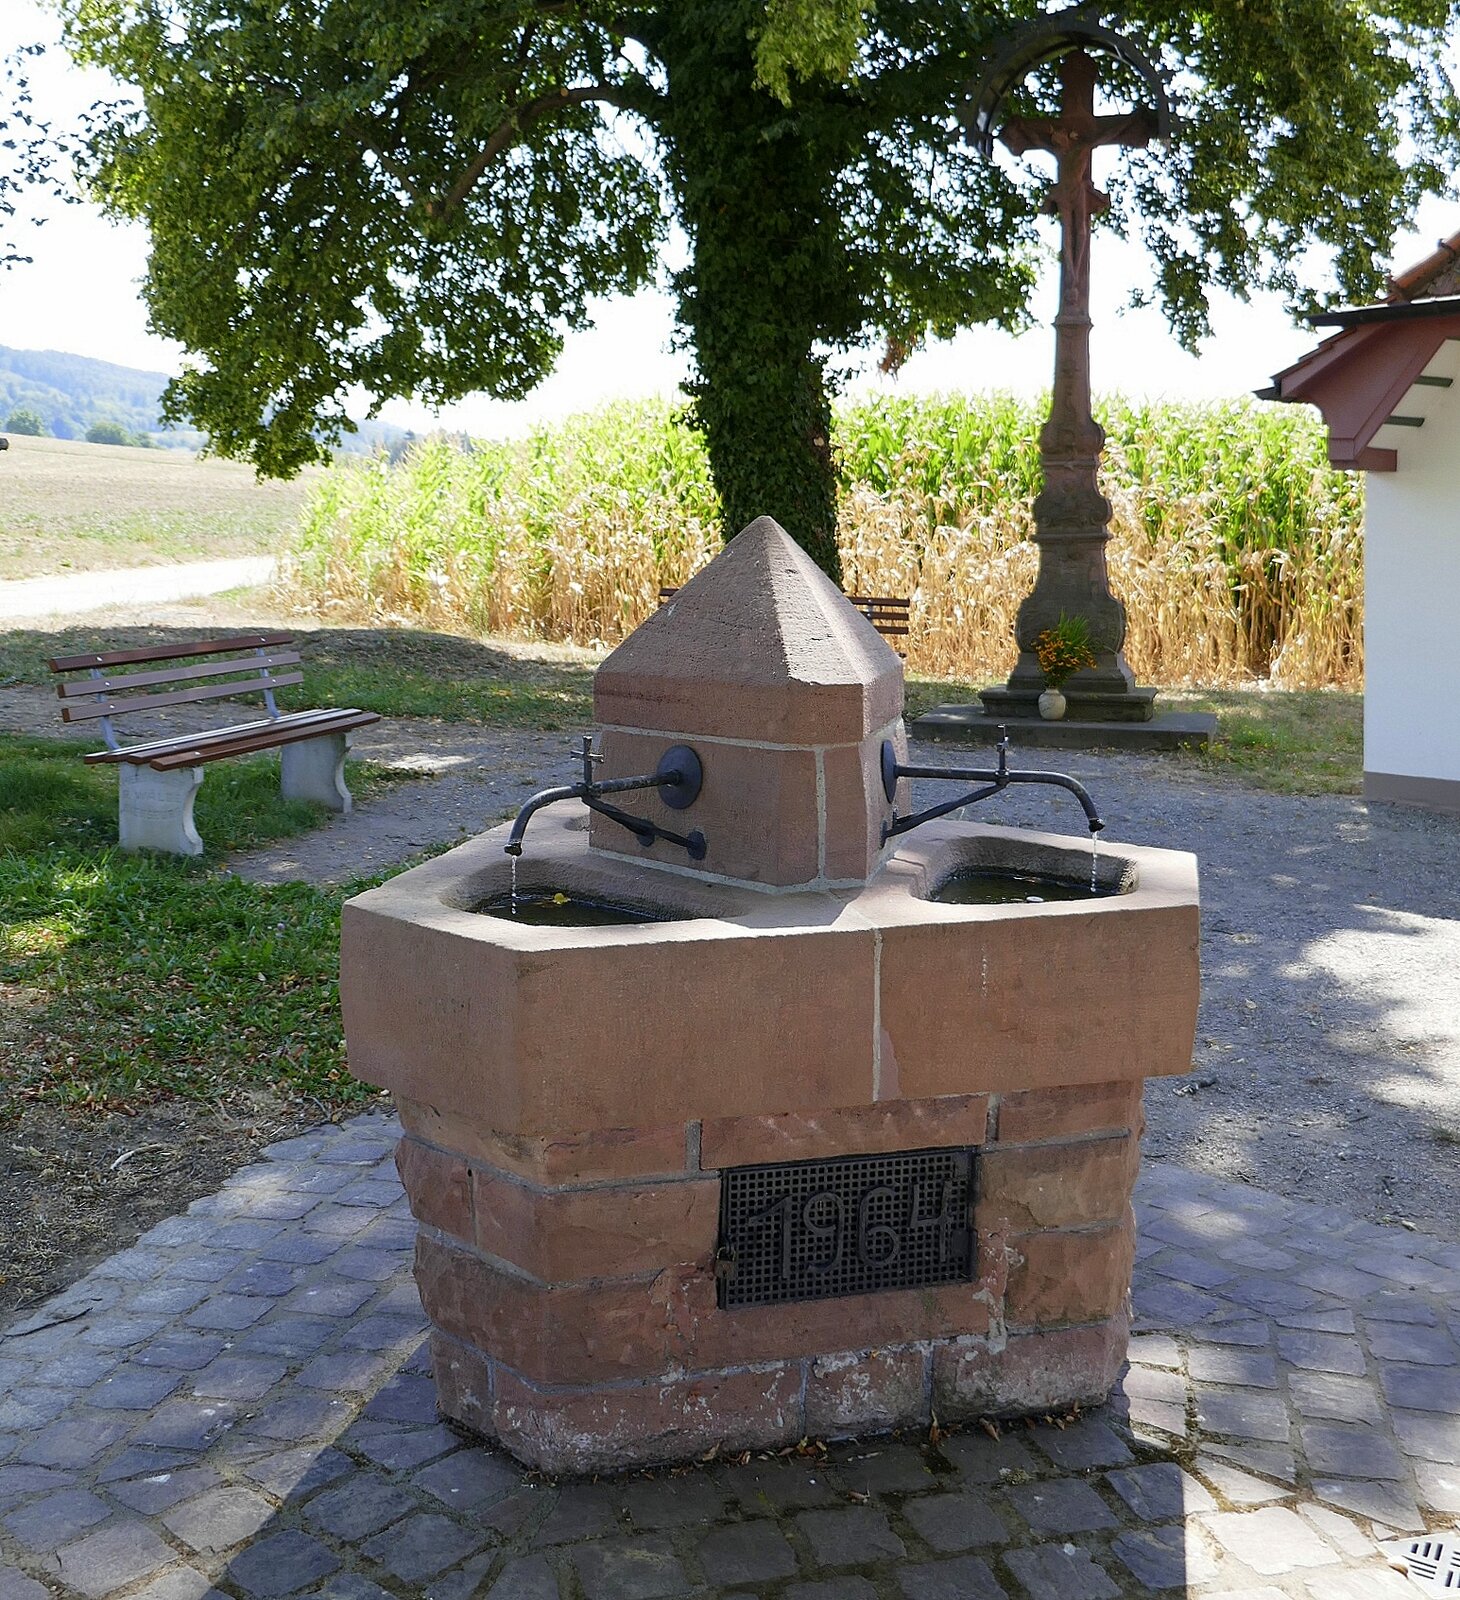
left=0, top=432, right=318, bottom=579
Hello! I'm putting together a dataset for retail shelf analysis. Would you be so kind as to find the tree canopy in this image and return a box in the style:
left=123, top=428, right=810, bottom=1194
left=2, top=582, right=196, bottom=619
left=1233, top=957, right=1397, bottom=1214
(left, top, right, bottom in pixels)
left=62, top=0, right=1460, bottom=575
left=5, top=407, right=47, bottom=436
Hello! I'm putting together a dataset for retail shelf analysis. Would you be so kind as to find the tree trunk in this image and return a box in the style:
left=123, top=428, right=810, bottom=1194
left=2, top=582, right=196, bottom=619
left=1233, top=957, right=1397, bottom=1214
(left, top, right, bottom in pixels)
left=689, top=285, right=841, bottom=580
left=656, top=12, right=846, bottom=581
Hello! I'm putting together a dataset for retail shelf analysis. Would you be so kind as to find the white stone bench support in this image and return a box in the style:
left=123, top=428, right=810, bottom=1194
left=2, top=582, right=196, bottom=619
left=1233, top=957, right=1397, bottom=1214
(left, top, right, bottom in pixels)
left=280, top=730, right=354, bottom=812
left=118, top=763, right=205, bottom=857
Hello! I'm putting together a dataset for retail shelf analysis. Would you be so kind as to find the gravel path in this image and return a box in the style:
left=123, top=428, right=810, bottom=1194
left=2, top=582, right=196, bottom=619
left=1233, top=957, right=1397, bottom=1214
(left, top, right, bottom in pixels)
left=0, top=556, right=275, bottom=621
left=7, top=679, right=1458, bottom=1240
left=942, top=744, right=1460, bottom=1242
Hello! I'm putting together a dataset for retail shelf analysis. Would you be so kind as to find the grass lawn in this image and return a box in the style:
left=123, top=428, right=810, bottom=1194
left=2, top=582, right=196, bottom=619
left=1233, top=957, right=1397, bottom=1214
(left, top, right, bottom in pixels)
left=1161, top=686, right=1363, bottom=795
left=0, top=734, right=398, bottom=1114
left=0, top=434, right=318, bottom=580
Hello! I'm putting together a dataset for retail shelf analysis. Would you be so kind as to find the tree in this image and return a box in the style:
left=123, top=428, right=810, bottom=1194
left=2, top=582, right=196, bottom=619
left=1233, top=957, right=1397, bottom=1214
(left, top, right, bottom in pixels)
left=63, top=2, right=1460, bottom=578
left=85, top=419, right=133, bottom=445
left=4, top=407, right=46, bottom=436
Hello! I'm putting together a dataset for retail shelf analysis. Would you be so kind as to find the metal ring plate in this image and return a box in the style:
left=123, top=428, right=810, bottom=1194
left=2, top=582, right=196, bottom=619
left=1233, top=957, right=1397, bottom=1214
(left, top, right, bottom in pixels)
left=881, top=740, right=900, bottom=804
left=657, top=745, right=702, bottom=810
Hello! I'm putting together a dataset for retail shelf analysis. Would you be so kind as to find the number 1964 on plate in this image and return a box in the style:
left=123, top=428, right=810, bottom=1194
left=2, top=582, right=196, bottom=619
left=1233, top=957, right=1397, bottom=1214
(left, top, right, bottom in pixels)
left=716, top=1147, right=976, bottom=1308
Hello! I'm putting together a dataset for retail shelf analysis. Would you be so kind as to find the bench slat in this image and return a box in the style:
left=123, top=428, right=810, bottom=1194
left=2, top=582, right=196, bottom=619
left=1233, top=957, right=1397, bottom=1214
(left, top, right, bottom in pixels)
left=48, top=632, right=294, bottom=673
left=144, top=710, right=381, bottom=771
left=56, top=651, right=302, bottom=699
left=83, top=706, right=352, bottom=764
left=60, top=671, right=305, bottom=723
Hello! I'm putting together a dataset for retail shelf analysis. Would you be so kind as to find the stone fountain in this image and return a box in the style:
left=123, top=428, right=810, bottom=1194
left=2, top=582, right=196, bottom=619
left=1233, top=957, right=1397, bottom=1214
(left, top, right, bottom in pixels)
left=341, top=517, right=1200, bottom=1473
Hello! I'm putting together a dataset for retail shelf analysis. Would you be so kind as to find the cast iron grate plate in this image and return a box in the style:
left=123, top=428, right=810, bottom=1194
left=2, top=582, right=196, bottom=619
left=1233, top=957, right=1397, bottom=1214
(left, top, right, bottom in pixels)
left=1399, top=1536, right=1460, bottom=1590
left=717, top=1146, right=974, bottom=1308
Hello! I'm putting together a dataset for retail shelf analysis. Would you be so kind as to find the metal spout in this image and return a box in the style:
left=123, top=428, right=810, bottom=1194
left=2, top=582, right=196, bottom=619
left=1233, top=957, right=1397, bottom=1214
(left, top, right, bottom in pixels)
left=504, top=784, right=582, bottom=856
left=880, top=726, right=1105, bottom=842
left=504, top=735, right=707, bottom=861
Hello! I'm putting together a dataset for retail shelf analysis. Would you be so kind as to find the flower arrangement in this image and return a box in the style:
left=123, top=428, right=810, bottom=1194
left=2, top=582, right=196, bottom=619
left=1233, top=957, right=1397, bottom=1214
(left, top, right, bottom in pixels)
left=1033, top=613, right=1097, bottom=689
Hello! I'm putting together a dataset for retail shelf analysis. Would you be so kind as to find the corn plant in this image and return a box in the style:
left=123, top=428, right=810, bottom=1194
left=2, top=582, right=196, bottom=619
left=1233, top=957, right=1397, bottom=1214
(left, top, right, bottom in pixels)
left=282, top=394, right=1363, bottom=688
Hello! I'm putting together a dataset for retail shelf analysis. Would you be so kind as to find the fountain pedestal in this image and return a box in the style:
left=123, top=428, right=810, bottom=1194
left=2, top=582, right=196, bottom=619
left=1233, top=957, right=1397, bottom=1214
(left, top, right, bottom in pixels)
left=341, top=518, right=1200, bottom=1472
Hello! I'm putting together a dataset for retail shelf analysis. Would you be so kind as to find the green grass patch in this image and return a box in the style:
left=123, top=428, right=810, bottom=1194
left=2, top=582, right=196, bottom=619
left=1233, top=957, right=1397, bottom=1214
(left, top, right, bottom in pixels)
left=904, top=673, right=979, bottom=725
left=0, top=734, right=399, bottom=1112
left=1166, top=686, right=1362, bottom=795
left=905, top=676, right=1362, bottom=796
left=288, top=657, right=592, bottom=729
left=0, top=735, right=329, bottom=854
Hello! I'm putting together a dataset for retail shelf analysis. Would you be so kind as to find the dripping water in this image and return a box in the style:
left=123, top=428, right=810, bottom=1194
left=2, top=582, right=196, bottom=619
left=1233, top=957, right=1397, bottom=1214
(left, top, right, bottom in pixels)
left=509, top=853, right=519, bottom=914
left=1090, top=832, right=1099, bottom=896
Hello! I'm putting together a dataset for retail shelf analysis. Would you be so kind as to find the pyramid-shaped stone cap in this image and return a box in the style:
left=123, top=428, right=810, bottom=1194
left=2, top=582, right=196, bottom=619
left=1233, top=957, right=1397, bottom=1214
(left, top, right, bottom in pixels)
left=595, top=517, right=903, bottom=743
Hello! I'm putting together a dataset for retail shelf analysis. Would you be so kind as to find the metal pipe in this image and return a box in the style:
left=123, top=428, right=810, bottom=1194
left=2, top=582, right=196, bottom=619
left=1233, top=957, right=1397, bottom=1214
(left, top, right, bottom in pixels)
left=1003, top=769, right=1104, bottom=833
left=503, top=784, right=585, bottom=856
left=504, top=736, right=706, bottom=860
left=881, top=726, right=1104, bottom=842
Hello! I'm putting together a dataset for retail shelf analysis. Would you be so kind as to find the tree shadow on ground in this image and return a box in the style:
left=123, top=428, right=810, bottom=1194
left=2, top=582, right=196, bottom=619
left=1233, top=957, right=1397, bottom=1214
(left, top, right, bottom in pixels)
left=0, top=624, right=597, bottom=730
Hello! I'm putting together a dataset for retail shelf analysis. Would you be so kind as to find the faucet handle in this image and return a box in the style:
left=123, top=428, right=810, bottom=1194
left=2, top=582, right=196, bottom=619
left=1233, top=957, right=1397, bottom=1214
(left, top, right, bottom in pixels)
left=572, top=732, right=603, bottom=787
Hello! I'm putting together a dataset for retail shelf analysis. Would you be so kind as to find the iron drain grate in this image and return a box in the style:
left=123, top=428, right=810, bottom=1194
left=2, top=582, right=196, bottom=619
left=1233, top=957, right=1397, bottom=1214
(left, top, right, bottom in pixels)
left=717, top=1146, right=975, bottom=1308
left=1399, top=1536, right=1460, bottom=1591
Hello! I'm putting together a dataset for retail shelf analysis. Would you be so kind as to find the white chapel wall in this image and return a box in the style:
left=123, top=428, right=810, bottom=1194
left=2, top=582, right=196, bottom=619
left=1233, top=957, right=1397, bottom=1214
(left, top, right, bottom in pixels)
left=1364, top=392, right=1460, bottom=797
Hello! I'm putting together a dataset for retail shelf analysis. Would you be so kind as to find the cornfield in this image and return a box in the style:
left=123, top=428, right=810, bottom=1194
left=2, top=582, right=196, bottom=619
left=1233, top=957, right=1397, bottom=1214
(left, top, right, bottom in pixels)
left=282, top=394, right=1364, bottom=688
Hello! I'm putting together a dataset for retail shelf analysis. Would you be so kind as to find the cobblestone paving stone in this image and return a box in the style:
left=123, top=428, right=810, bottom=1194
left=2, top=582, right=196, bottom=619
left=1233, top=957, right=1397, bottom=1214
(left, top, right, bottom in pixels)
left=2, top=1115, right=1457, bottom=1598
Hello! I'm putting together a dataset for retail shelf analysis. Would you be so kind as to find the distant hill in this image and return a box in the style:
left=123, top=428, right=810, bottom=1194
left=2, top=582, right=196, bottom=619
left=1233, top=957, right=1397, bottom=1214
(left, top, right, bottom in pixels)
left=0, top=345, right=409, bottom=457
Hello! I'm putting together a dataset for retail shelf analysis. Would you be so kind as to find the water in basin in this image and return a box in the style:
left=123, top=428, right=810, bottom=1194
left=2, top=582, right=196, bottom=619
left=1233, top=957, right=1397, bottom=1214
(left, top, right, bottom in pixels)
left=476, top=889, right=666, bottom=927
left=931, top=871, right=1109, bottom=906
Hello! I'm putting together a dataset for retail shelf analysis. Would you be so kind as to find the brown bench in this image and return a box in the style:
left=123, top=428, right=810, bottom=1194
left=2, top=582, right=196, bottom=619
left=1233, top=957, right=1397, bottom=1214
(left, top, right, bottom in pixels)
left=658, top=586, right=911, bottom=650
left=49, top=631, right=380, bottom=856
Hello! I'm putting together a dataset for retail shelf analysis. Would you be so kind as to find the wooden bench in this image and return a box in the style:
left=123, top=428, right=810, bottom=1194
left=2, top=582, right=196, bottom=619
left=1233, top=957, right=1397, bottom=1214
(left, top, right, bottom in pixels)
left=658, top=587, right=911, bottom=650
left=49, top=631, right=380, bottom=857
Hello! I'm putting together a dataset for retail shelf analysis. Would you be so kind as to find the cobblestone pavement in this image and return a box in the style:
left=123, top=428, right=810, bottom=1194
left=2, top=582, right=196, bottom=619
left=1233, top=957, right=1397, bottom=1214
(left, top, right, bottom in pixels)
left=2, top=1114, right=1457, bottom=1599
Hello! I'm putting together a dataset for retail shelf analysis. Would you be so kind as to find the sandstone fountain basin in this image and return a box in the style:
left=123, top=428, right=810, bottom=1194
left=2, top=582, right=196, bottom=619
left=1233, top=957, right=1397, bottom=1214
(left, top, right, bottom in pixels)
left=340, top=517, right=1200, bottom=1473
left=345, top=807, right=1188, bottom=1136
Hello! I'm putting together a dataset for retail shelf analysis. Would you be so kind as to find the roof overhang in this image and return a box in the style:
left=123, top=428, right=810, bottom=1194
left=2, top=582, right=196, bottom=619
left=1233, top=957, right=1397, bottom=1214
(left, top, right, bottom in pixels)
left=1266, top=314, right=1460, bottom=471
left=1307, top=294, right=1460, bottom=331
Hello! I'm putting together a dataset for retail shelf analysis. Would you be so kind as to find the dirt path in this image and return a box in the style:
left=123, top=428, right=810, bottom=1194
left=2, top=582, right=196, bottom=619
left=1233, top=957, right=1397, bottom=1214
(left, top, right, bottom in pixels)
left=230, top=719, right=578, bottom=883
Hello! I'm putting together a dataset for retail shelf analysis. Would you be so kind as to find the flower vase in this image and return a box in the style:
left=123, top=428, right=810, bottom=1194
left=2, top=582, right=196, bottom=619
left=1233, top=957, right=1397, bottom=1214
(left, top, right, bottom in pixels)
left=1038, top=687, right=1067, bottom=721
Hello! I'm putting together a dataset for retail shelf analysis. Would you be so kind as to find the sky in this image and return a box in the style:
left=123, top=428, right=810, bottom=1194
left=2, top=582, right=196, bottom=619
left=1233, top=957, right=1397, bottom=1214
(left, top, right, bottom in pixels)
left=2, top=0, right=1457, bottom=440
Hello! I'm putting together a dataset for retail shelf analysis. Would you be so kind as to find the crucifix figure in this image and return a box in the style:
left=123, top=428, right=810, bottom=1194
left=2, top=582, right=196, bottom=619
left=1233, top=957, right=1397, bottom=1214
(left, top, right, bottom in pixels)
left=977, top=41, right=1167, bottom=724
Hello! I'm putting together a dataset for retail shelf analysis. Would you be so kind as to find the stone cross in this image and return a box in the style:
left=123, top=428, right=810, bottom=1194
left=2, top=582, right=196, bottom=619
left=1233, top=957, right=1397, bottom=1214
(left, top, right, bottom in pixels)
left=980, top=49, right=1161, bottom=724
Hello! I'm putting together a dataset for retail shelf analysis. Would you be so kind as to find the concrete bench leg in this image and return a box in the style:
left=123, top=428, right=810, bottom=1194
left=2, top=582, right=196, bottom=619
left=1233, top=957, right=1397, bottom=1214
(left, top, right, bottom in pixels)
left=280, top=731, right=354, bottom=812
left=119, top=763, right=205, bottom=856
